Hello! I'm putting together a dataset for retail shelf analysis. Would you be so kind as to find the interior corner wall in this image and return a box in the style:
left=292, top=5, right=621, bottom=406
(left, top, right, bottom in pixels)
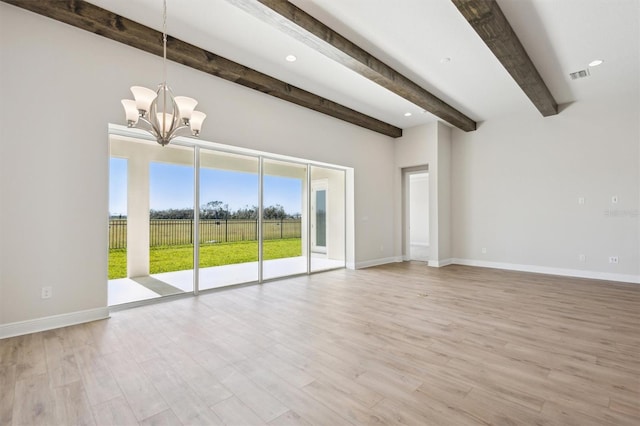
left=0, top=3, right=395, bottom=330
left=451, top=94, right=640, bottom=283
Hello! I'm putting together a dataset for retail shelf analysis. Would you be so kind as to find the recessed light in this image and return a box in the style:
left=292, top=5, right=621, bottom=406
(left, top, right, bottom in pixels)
left=588, top=59, right=604, bottom=67
left=404, top=112, right=412, bottom=117
left=285, top=54, right=297, bottom=62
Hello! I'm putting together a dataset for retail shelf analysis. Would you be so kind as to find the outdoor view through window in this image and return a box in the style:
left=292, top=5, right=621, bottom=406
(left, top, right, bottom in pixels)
left=108, top=138, right=345, bottom=306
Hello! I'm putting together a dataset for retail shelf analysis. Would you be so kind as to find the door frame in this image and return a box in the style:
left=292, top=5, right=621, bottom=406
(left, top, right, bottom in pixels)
left=402, top=165, right=429, bottom=261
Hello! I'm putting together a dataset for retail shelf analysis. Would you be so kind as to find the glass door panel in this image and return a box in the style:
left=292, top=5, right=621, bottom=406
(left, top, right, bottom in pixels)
left=262, top=159, right=307, bottom=279
left=310, top=166, right=346, bottom=272
left=108, top=157, right=128, bottom=280
left=199, top=150, right=259, bottom=289
left=147, top=144, right=195, bottom=295
left=107, top=156, right=133, bottom=306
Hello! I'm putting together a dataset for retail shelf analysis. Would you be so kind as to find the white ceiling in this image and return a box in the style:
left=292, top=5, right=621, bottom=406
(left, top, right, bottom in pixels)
left=87, top=0, right=640, bottom=131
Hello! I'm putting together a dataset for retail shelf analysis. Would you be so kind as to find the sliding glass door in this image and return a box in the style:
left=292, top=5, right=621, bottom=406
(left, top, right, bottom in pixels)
left=108, top=134, right=347, bottom=306
left=199, top=149, right=259, bottom=289
left=262, top=159, right=307, bottom=280
left=147, top=147, right=194, bottom=295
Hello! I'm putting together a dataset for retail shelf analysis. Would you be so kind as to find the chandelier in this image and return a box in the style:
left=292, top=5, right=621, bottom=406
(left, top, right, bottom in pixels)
left=121, top=0, right=206, bottom=146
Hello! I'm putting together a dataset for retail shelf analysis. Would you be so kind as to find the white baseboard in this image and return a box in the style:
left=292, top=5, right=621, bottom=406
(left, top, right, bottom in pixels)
left=356, top=256, right=403, bottom=269
left=0, top=307, right=110, bottom=339
left=404, top=255, right=432, bottom=262
left=452, top=258, right=640, bottom=284
left=428, top=258, right=453, bottom=267
left=409, top=242, right=430, bottom=247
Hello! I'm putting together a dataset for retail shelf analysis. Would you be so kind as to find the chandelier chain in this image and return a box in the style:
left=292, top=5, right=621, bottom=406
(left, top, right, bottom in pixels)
left=162, top=0, right=167, bottom=86
left=161, top=0, right=168, bottom=136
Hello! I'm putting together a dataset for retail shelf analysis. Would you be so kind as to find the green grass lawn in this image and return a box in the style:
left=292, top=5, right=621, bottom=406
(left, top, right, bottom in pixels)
left=108, top=238, right=302, bottom=279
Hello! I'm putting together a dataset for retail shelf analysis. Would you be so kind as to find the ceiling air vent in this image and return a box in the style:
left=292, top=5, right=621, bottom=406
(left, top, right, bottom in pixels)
left=569, top=69, right=591, bottom=80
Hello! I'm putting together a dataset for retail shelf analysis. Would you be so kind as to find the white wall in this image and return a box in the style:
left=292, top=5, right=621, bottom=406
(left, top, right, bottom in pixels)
left=436, top=122, right=452, bottom=262
left=451, top=94, right=640, bottom=282
left=0, top=3, right=395, bottom=329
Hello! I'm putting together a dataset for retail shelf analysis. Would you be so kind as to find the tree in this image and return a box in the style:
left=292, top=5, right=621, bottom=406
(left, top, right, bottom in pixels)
left=149, top=202, right=297, bottom=220
left=200, top=201, right=230, bottom=219
left=262, top=204, right=286, bottom=219
left=149, top=208, right=193, bottom=219
left=232, top=205, right=259, bottom=220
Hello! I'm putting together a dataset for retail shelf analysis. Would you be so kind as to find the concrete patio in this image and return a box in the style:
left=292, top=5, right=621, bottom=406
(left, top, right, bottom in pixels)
left=108, top=255, right=344, bottom=306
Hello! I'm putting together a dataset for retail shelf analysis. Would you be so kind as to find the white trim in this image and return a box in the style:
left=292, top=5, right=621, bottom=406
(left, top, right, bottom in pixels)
left=410, top=242, right=430, bottom=247
left=452, top=258, right=640, bottom=284
left=0, top=307, right=110, bottom=339
left=356, top=256, right=403, bottom=269
left=428, top=258, right=453, bottom=267
left=109, top=123, right=348, bottom=171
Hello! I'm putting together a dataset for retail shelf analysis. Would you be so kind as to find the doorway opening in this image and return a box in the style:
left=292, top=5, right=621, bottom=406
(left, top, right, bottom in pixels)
left=403, top=166, right=429, bottom=262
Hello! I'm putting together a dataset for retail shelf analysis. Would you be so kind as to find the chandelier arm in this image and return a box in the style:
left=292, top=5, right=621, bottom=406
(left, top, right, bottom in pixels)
left=166, top=124, right=192, bottom=140
left=141, top=117, right=164, bottom=141
left=130, top=115, right=160, bottom=139
left=148, top=95, right=163, bottom=141
left=169, top=90, right=181, bottom=134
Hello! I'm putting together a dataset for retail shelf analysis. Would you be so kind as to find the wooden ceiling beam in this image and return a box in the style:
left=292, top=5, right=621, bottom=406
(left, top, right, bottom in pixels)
left=1, top=0, right=402, bottom=138
left=228, top=0, right=477, bottom=132
left=451, top=0, right=558, bottom=116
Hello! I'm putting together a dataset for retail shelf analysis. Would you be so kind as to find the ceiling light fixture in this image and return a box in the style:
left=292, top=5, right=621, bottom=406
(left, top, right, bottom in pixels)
left=588, top=59, right=604, bottom=67
left=285, top=54, right=297, bottom=62
left=121, top=0, right=206, bottom=146
left=404, top=112, right=412, bottom=117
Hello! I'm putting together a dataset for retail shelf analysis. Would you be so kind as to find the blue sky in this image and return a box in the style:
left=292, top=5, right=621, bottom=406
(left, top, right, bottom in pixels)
left=109, top=158, right=302, bottom=216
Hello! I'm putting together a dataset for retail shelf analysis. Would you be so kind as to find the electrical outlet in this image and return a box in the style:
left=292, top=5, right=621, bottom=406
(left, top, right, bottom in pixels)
left=578, top=254, right=586, bottom=262
left=609, top=256, right=619, bottom=264
left=41, top=286, right=52, bottom=299
left=481, top=247, right=487, bottom=254
left=578, top=197, right=585, bottom=205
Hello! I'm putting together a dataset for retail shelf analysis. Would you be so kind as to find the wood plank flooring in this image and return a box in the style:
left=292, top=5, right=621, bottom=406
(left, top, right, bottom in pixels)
left=1, top=262, right=639, bottom=425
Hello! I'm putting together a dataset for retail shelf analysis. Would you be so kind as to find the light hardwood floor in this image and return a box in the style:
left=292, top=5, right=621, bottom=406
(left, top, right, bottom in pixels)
left=1, top=262, right=639, bottom=425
